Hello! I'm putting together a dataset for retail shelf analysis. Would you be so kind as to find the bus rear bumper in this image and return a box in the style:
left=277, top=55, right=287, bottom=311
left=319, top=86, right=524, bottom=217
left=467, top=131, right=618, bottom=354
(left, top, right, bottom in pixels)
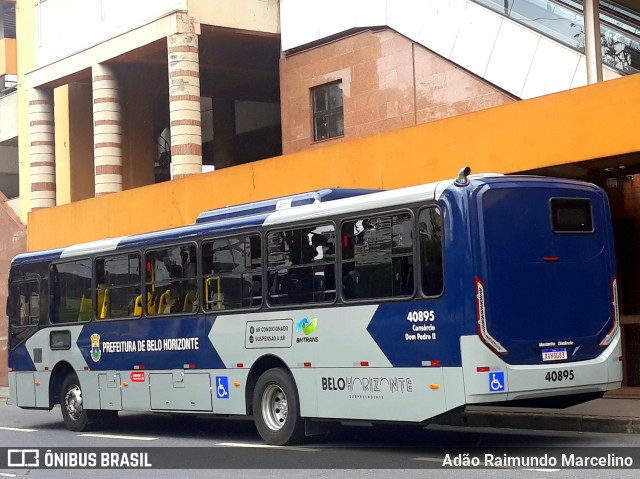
left=461, top=334, right=623, bottom=404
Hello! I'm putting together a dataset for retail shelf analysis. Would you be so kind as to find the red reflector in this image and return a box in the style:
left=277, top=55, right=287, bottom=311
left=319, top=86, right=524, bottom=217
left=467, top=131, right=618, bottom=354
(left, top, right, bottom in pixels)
left=236, top=363, right=244, bottom=368
left=189, top=364, right=196, bottom=369
left=543, top=257, right=559, bottom=262
left=44, top=367, right=49, bottom=371
left=477, top=367, right=490, bottom=372
left=360, top=361, right=369, bottom=367
left=619, top=356, right=624, bottom=362
left=303, top=362, right=312, bottom=367
left=84, top=366, right=89, bottom=370
left=430, top=360, right=441, bottom=367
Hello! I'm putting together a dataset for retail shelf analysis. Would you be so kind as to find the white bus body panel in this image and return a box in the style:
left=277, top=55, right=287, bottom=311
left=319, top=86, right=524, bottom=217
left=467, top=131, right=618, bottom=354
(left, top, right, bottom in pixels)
left=461, top=334, right=622, bottom=404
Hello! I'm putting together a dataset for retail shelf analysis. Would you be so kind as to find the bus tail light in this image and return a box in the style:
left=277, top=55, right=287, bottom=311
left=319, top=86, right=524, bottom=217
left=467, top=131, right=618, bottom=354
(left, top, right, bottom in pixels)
left=475, top=277, right=507, bottom=354
left=600, top=277, right=620, bottom=347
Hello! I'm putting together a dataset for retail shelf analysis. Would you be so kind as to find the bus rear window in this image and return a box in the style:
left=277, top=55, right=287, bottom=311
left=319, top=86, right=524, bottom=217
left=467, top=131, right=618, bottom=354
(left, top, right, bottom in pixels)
left=551, top=198, right=593, bottom=233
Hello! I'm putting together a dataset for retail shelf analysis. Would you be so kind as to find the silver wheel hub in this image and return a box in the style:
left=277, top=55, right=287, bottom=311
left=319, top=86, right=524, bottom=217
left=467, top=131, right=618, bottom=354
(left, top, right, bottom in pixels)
left=261, top=384, right=288, bottom=431
left=65, top=385, right=83, bottom=421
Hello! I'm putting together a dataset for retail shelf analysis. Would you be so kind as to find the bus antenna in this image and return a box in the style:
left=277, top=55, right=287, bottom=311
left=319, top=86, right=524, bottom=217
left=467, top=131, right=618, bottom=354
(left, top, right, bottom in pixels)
left=455, top=166, right=471, bottom=186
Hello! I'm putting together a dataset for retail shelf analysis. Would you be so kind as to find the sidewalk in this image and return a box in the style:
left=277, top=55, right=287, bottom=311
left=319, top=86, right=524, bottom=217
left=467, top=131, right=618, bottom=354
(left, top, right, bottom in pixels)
left=0, top=385, right=638, bottom=434
left=454, top=389, right=640, bottom=434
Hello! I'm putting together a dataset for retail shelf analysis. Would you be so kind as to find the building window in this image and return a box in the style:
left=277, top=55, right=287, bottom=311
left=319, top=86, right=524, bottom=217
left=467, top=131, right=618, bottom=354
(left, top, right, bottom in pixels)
left=312, top=82, right=344, bottom=141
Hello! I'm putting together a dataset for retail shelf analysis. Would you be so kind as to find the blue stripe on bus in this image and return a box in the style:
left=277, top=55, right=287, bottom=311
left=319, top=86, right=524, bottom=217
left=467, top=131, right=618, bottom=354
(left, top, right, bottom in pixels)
left=12, top=249, right=64, bottom=265
left=8, top=344, right=36, bottom=372
left=76, top=316, right=225, bottom=371
left=367, top=301, right=465, bottom=367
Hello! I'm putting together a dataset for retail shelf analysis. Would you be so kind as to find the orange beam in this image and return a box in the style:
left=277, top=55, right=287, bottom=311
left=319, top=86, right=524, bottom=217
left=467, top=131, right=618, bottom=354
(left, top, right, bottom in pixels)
left=0, top=38, right=17, bottom=76
left=28, top=73, right=640, bottom=251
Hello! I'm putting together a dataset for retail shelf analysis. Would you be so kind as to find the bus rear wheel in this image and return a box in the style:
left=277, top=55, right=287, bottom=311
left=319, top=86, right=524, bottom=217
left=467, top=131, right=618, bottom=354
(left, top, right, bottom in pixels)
left=253, top=368, right=304, bottom=446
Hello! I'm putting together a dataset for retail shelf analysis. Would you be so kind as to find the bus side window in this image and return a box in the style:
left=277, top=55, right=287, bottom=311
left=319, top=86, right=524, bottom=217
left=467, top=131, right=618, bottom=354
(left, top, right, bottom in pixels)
left=341, top=213, right=414, bottom=300
left=9, top=281, right=40, bottom=327
left=50, top=259, right=92, bottom=323
left=419, top=207, right=444, bottom=297
left=267, top=225, right=335, bottom=306
left=95, top=253, right=142, bottom=319
left=145, top=244, right=197, bottom=315
left=203, top=234, right=262, bottom=311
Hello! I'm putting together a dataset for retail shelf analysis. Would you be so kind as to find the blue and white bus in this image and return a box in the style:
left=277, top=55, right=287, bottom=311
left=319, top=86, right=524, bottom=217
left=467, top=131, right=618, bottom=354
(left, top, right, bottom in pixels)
left=7, top=169, right=622, bottom=445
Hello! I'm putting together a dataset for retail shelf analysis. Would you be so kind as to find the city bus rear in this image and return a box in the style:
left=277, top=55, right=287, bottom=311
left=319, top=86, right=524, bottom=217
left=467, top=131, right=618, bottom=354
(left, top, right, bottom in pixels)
left=462, top=177, right=622, bottom=404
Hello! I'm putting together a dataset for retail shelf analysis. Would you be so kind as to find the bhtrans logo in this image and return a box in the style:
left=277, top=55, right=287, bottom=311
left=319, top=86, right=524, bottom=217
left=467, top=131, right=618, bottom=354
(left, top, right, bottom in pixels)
left=296, top=317, right=318, bottom=343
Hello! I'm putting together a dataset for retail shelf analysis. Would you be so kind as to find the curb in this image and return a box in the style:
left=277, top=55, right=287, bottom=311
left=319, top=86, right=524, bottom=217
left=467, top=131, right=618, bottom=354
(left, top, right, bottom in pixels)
left=461, top=410, right=640, bottom=434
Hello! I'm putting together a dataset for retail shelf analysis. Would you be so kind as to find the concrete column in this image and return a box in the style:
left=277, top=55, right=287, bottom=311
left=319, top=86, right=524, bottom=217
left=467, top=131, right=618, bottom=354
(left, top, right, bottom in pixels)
left=92, top=63, right=123, bottom=195
left=167, top=32, right=202, bottom=179
left=584, top=0, right=603, bottom=84
left=28, top=88, right=56, bottom=210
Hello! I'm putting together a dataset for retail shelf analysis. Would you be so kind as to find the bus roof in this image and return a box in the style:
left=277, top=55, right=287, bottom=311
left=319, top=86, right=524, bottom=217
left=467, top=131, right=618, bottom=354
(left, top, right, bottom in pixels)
left=12, top=174, right=598, bottom=265
left=195, top=188, right=381, bottom=224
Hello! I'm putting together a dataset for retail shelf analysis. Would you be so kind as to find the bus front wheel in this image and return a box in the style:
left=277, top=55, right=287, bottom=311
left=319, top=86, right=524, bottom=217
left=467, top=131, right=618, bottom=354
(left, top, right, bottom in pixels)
left=60, top=374, right=90, bottom=431
left=253, top=368, right=304, bottom=446
left=60, top=374, right=116, bottom=432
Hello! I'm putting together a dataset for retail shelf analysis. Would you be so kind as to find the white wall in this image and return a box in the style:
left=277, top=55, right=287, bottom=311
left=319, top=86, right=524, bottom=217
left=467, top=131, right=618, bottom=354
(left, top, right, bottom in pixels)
left=35, top=0, right=187, bottom=69
left=0, top=91, right=17, bottom=143
left=280, top=0, right=621, bottom=100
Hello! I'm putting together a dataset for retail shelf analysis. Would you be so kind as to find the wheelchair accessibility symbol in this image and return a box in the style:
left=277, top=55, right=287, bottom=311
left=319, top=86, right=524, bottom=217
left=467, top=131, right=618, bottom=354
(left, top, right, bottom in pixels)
left=489, top=372, right=505, bottom=392
left=216, top=376, right=229, bottom=399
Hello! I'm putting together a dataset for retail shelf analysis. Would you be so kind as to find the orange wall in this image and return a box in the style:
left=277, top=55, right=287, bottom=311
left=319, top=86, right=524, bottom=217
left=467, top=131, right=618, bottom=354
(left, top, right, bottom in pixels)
left=0, top=38, right=17, bottom=75
left=28, top=73, right=640, bottom=251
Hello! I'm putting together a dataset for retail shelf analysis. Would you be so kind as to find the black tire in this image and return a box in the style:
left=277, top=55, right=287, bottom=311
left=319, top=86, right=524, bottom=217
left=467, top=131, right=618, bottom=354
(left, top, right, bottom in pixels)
left=60, top=374, right=90, bottom=432
left=253, top=368, right=304, bottom=446
left=60, top=374, right=118, bottom=432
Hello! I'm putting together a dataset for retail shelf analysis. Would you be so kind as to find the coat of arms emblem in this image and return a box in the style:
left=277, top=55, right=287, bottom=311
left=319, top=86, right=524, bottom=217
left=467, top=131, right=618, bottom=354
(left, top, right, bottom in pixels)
left=91, top=333, right=101, bottom=362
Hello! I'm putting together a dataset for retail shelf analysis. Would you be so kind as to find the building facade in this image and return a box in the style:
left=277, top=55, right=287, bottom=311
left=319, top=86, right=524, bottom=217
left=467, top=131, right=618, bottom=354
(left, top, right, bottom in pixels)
left=4, top=0, right=640, bottom=387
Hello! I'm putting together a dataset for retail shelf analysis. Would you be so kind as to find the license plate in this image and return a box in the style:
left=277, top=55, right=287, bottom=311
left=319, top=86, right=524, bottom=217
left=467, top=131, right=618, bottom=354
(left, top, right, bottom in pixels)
left=542, top=348, right=567, bottom=361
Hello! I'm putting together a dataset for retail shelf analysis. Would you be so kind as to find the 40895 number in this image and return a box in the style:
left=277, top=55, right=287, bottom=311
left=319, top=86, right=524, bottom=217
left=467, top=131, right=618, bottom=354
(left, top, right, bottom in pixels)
left=545, top=370, right=575, bottom=382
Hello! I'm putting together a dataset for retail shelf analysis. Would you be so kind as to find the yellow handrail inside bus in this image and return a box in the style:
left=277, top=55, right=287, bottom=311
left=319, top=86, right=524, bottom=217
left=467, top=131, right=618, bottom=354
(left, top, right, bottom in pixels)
left=205, top=276, right=223, bottom=310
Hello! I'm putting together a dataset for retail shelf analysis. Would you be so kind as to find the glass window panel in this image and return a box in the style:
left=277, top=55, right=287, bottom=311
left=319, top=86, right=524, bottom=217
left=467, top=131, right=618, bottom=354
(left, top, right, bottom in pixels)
left=95, top=254, right=142, bottom=319
left=50, top=260, right=92, bottom=323
left=314, top=115, right=329, bottom=140
left=312, top=82, right=344, bottom=141
left=328, top=113, right=344, bottom=138
left=9, top=281, right=40, bottom=327
left=328, top=83, right=343, bottom=108
left=341, top=213, right=414, bottom=300
left=267, top=224, right=335, bottom=305
left=145, top=244, right=198, bottom=315
left=419, top=207, right=444, bottom=297
left=203, top=234, right=262, bottom=311
left=313, top=88, right=327, bottom=112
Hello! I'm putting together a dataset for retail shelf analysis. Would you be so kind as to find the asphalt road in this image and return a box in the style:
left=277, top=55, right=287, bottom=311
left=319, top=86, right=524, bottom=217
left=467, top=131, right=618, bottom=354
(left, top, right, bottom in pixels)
left=0, top=404, right=640, bottom=478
